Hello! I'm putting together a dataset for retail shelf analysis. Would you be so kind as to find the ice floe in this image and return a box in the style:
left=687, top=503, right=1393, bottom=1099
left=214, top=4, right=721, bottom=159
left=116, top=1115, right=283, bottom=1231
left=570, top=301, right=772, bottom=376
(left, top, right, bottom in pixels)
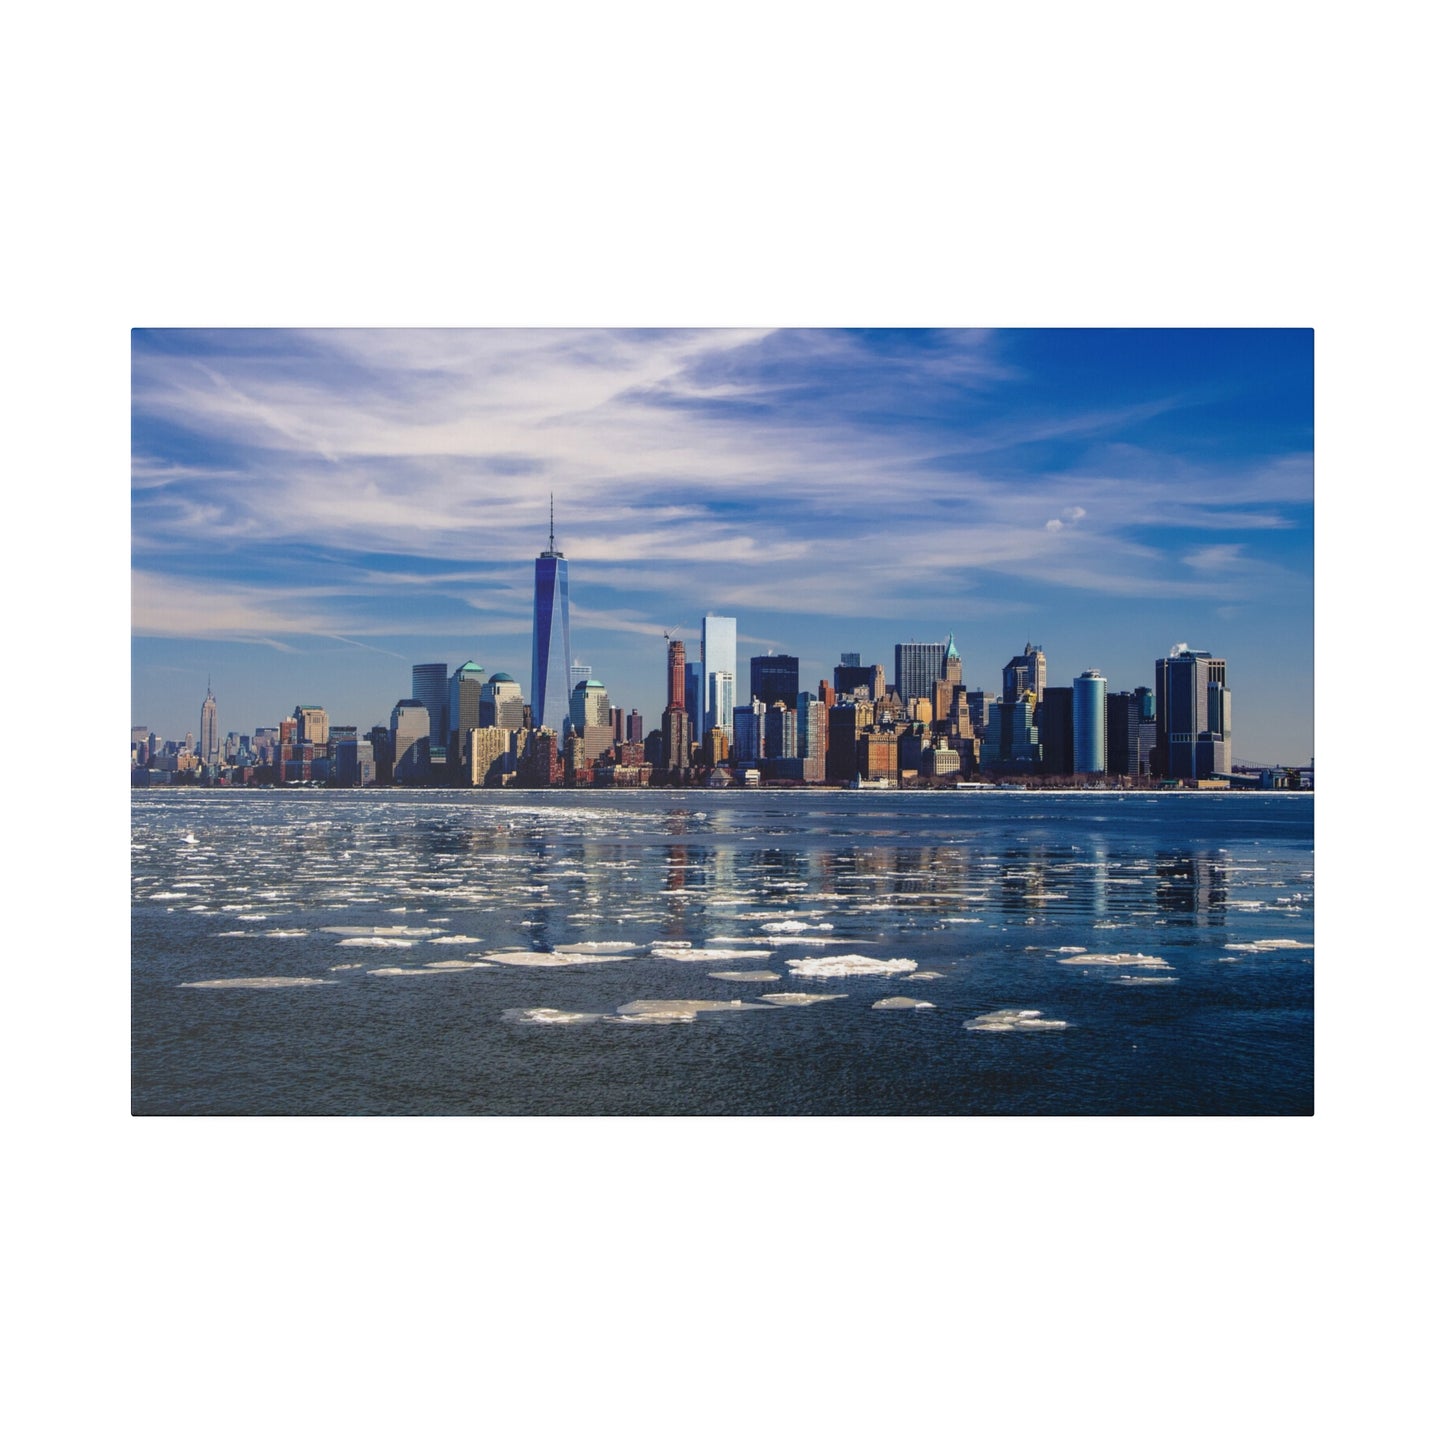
left=429, top=935, right=482, bottom=945
left=760, top=919, right=835, bottom=933
left=1056, top=946, right=1088, bottom=954
left=872, top=997, right=936, bottom=1010
left=503, top=1007, right=606, bottom=1025
left=336, top=937, right=416, bottom=949
left=757, top=993, right=847, bottom=1006
left=322, top=925, right=442, bottom=938
left=263, top=929, right=309, bottom=938
left=1222, top=938, right=1314, bottom=953
left=368, top=965, right=476, bottom=976
left=907, top=971, right=945, bottom=981
left=1112, top=975, right=1178, bottom=985
left=482, top=950, right=632, bottom=966
left=612, top=999, right=774, bottom=1024
left=181, top=977, right=334, bottom=989
left=1057, top=952, right=1173, bottom=969
left=787, top=955, right=917, bottom=978
left=553, top=941, right=644, bottom=954
left=653, top=946, right=773, bottom=962
left=965, top=1008, right=1067, bottom=1031
left=708, top=970, right=782, bottom=982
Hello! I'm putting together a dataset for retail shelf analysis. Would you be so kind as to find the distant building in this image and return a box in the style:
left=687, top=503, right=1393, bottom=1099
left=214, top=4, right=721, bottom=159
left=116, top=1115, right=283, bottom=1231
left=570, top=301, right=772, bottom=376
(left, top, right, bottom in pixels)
left=1002, top=642, right=1046, bottom=705
left=751, top=654, right=800, bottom=709
left=1106, top=691, right=1143, bottom=778
left=1073, top=670, right=1107, bottom=774
left=482, top=673, right=525, bottom=729
left=1156, top=645, right=1231, bottom=779
left=391, top=699, right=432, bottom=783
left=449, top=662, right=486, bottom=752
left=531, top=499, right=572, bottom=741
left=410, top=665, right=447, bottom=750
left=333, top=738, right=376, bottom=786
left=834, top=654, right=876, bottom=698
left=467, top=726, right=512, bottom=786
left=1036, top=687, right=1074, bottom=776
left=294, top=704, right=329, bottom=748
left=199, top=683, right=220, bottom=768
left=702, top=615, right=738, bottom=738
left=895, top=641, right=946, bottom=706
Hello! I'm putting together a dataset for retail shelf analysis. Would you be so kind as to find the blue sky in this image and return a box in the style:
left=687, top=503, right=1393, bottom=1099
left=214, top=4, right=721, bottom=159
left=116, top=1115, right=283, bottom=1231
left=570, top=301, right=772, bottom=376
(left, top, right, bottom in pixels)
left=132, top=328, right=1313, bottom=762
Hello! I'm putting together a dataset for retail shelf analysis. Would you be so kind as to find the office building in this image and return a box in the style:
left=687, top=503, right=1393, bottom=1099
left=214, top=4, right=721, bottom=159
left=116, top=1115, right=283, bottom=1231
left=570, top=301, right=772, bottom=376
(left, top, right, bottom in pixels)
left=685, top=662, right=703, bottom=739
left=1107, top=691, right=1143, bottom=778
left=571, top=679, right=613, bottom=762
left=1002, top=642, right=1046, bottom=705
left=531, top=498, right=572, bottom=741
left=662, top=638, right=692, bottom=776
left=390, top=700, right=431, bottom=783
left=410, top=665, right=447, bottom=749
left=701, top=615, right=737, bottom=737
left=481, top=673, right=525, bottom=729
left=1155, top=646, right=1231, bottom=779
left=751, top=654, right=800, bottom=708
left=199, top=683, right=219, bottom=769
left=1073, top=670, right=1107, bottom=774
left=895, top=641, right=946, bottom=706
left=1036, top=687, right=1074, bottom=776
left=293, top=704, right=329, bottom=748
left=449, top=662, right=486, bottom=757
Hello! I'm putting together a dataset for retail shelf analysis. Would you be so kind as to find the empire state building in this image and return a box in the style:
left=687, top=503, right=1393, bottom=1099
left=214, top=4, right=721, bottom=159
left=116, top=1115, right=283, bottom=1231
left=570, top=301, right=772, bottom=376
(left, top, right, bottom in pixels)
left=530, top=498, right=572, bottom=741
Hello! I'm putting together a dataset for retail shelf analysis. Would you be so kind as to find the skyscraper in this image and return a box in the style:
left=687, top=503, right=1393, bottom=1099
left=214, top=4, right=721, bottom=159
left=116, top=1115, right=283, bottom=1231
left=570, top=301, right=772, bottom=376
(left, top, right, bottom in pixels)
left=1155, top=645, right=1231, bottom=779
left=1002, top=642, right=1046, bottom=704
left=750, top=653, right=799, bottom=708
left=411, top=664, right=448, bottom=749
left=199, top=681, right=219, bottom=768
left=448, top=662, right=486, bottom=756
left=701, top=614, right=737, bottom=737
left=1072, top=669, right=1107, bottom=774
left=531, top=498, right=572, bottom=741
left=895, top=641, right=946, bottom=705
left=663, top=638, right=692, bottom=775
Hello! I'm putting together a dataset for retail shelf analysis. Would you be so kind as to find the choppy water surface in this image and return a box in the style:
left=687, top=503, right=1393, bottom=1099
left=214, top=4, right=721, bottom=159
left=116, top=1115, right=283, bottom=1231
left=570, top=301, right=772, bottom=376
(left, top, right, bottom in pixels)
left=132, top=790, right=1313, bottom=1114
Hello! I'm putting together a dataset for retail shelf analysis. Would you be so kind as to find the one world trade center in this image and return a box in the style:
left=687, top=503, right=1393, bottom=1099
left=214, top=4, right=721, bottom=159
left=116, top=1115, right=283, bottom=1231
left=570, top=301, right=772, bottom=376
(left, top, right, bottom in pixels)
left=530, top=497, right=571, bottom=742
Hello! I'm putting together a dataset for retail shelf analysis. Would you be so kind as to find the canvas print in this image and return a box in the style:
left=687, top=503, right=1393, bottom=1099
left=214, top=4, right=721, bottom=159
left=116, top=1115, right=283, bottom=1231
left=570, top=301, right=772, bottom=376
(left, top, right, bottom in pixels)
left=131, top=328, right=1313, bottom=1114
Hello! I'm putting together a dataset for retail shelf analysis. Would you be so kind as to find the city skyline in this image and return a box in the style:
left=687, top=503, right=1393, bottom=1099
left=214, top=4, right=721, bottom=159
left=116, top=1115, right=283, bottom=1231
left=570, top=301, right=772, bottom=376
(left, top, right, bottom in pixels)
left=132, top=329, right=1313, bottom=761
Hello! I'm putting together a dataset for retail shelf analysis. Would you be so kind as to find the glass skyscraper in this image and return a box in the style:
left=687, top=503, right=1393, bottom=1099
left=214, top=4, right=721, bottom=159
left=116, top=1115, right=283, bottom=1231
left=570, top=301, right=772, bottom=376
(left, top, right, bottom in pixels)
left=1072, top=669, right=1107, bottom=774
left=531, top=502, right=572, bottom=741
left=701, top=614, right=737, bottom=738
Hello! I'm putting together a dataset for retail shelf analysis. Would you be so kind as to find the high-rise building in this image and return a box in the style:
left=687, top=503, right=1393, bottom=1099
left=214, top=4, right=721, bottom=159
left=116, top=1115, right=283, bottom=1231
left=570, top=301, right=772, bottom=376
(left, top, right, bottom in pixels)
left=701, top=615, right=737, bottom=737
left=199, top=682, right=219, bottom=768
left=531, top=498, right=572, bottom=741
left=709, top=670, right=735, bottom=739
left=685, top=662, right=703, bottom=739
left=667, top=640, right=687, bottom=711
left=895, top=641, right=946, bottom=705
left=1073, top=670, right=1107, bottom=774
left=1134, top=687, right=1157, bottom=777
left=449, top=662, right=486, bottom=757
left=390, top=700, right=432, bottom=783
left=1036, top=687, right=1074, bottom=776
left=571, top=679, right=613, bottom=761
left=662, top=637, right=692, bottom=776
left=751, top=654, right=800, bottom=708
left=833, top=654, right=874, bottom=697
left=293, top=704, right=329, bottom=748
left=1106, top=691, right=1143, bottom=778
left=410, top=664, right=447, bottom=749
left=764, top=701, right=797, bottom=760
left=1002, top=642, right=1046, bottom=705
left=481, top=673, right=525, bottom=729
left=1155, top=646, right=1231, bottom=779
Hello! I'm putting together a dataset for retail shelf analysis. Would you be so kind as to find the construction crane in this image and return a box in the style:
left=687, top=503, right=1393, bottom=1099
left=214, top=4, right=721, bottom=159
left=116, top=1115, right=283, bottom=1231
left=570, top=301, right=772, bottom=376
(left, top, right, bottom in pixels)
left=662, top=624, right=681, bottom=645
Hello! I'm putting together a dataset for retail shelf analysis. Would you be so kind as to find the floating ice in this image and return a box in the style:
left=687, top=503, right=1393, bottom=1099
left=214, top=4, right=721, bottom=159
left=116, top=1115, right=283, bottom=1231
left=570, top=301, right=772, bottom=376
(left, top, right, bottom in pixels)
left=429, top=935, right=481, bottom=945
left=1056, top=946, right=1088, bottom=954
left=708, top=970, right=782, bottom=982
left=264, top=929, right=309, bottom=938
left=758, top=993, right=847, bottom=1006
left=368, top=966, right=472, bottom=977
left=611, top=999, right=774, bottom=1024
left=1222, top=939, right=1314, bottom=953
left=181, top=977, right=334, bottom=989
left=336, top=937, right=416, bottom=949
left=1057, top=952, right=1173, bottom=969
left=653, top=947, right=773, bottom=962
left=236, top=914, right=269, bottom=922
left=150, top=892, right=189, bottom=901
left=787, top=955, right=917, bottom=978
left=503, top=1007, right=605, bottom=1025
left=1112, top=975, right=1178, bottom=985
left=907, top=971, right=945, bottom=981
left=323, top=925, right=442, bottom=938
left=872, top=997, right=936, bottom=1010
left=941, top=917, right=985, bottom=924
left=482, top=950, right=631, bottom=967
left=965, top=1008, right=1067, bottom=1031
left=553, top=941, right=643, bottom=954
left=760, top=919, right=834, bottom=933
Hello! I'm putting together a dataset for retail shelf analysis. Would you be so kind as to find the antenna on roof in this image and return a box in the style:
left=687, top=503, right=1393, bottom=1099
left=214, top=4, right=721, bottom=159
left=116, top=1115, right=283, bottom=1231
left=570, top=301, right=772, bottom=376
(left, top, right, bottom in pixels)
left=549, top=493, right=555, bottom=552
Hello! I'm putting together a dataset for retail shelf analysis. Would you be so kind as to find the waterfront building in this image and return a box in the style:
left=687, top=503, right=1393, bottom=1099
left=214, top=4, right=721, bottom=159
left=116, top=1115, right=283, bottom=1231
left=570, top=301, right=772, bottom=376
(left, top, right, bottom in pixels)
left=834, top=654, right=876, bottom=698
left=531, top=499, right=572, bottom=742
left=1073, top=670, right=1107, bottom=774
left=333, top=737, right=376, bottom=787
left=858, top=726, right=900, bottom=783
left=797, top=696, right=827, bottom=783
left=751, top=654, right=800, bottom=708
left=390, top=699, right=432, bottom=783
left=979, top=696, right=1041, bottom=773
left=701, top=615, right=738, bottom=737
left=1135, top=686, right=1157, bottom=776
left=1106, top=691, right=1143, bottom=777
left=1155, top=646, right=1231, bottom=779
left=410, top=665, right=447, bottom=749
left=895, top=641, right=946, bottom=706
left=662, top=638, right=693, bottom=777
left=827, top=699, right=873, bottom=780
left=966, top=689, right=995, bottom=738
left=627, top=709, right=644, bottom=745
left=466, top=726, right=512, bottom=786
left=1002, top=642, right=1046, bottom=705
left=1036, top=687, right=1075, bottom=776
